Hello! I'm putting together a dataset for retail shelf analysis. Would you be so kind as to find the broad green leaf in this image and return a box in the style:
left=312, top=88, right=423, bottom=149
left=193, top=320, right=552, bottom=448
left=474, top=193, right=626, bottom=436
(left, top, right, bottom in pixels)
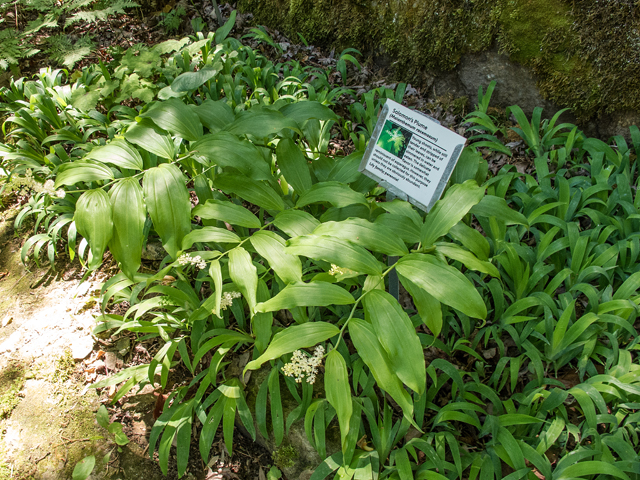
left=286, top=235, right=382, bottom=275
left=280, top=101, right=338, bottom=125
left=199, top=395, right=224, bottom=462
left=125, top=122, right=175, bottom=159
left=379, top=199, right=423, bottom=227
left=181, top=227, right=241, bottom=250
left=396, top=254, right=486, bottom=319
left=448, top=221, right=490, bottom=261
left=268, top=368, right=284, bottom=446
left=222, top=396, right=237, bottom=455
left=349, top=318, right=414, bottom=421
left=193, top=100, right=235, bottom=133
left=250, top=230, right=302, bottom=284
left=375, top=213, right=421, bottom=244
left=327, top=151, right=363, bottom=183
left=171, top=67, right=220, bottom=92
left=276, top=137, right=313, bottom=194
left=363, top=290, right=425, bottom=394
left=273, top=210, right=320, bottom=237
left=398, top=274, right=442, bottom=337
left=395, top=448, right=413, bottom=480
left=214, top=174, right=284, bottom=212
left=214, top=10, right=236, bottom=43
left=192, top=199, right=261, bottom=228
left=436, top=243, right=500, bottom=277
left=55, top=160, right=114, bottom=188
left=229, top=247, right=258, bottom=315
left=450, top=146, right=482, bottom=184
left=72, top=455, right=95, bottom=480
left=224, top=106, right=299, bottom=138
left=470, top=195, right=528, bottom=226
left=325, top=350, right=352, bottom=454
left=557, top=461, right=630, bottom=480
left=313, top=218, right=408, bottom=256
left=96, top=405, right=110, bottom=429
left=296, top=182, right=367, bottom=208
left=244, top=322, right=340, bottom=372
left=209, top=260, right=223, bottom=318
left=86, top=140, right=144, bottom=171
left=255, top=282, right=355, bottom=312
left=143, top=163, right=191, bottom=259
left=109, top=178, right=145, bottom=279
left=498, top=414, right=543, bottom=426
left=421, top=180, right=484, bottom=246
left=613, top=271, right=640, bottom=299
left=191, top=131, right=271, bottom=180
left=551, top=300, right=576, bottom=354
left=70, top=88, right=101, bottom=112
left=75, top=189, right=113, bottom=269
left=141, top=98, right=203, bottom=141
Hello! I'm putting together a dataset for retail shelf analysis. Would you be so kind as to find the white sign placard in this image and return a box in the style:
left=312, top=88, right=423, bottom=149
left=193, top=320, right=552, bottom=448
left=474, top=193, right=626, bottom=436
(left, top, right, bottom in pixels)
left=358, top=99, right=466, bottom=212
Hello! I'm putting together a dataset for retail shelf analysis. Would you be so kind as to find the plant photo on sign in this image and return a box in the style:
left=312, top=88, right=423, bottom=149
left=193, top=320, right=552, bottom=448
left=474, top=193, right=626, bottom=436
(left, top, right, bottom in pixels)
left=1, top=6, right=640, bottom=479
left=376, top=120, right=412, bottom=158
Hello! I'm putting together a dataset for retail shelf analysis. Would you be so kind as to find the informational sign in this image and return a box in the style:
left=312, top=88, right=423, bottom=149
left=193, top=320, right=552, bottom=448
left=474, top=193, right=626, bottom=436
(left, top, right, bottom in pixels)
left=358, top=99, right=466, bottom=212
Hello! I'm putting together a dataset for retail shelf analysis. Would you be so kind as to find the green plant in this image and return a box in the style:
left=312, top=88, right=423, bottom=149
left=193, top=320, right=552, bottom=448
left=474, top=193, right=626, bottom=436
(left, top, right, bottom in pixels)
left=3, top=20, right=640, bottom=480
left=45, top=34, right=95, bottom=69
left=159, top=6, right=186, bottom=34
left=0, top=0, right=138, bottom=72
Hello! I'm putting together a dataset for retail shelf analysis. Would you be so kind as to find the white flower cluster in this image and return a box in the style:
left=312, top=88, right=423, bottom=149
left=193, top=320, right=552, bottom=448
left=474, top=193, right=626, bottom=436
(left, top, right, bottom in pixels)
left=178, top=253, right=206, bottom=269
left=4, top=170, right=65, bottom=198
left=220, top=291, right=241, bottom=310
left=281, top=345, right=325, bottom=384
left=329, top=264, right=355, bottom=276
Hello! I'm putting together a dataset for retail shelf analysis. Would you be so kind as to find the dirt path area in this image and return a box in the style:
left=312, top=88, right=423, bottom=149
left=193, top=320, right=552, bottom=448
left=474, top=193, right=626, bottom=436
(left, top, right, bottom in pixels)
left=0, top=206, right=166, bottom=480
left=0, top=202, right=275, bottom=480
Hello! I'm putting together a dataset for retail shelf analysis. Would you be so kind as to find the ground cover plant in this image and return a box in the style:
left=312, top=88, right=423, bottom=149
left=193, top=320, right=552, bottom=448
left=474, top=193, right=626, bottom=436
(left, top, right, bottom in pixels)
left=1, top=14, right=640, bottom=480
left=0, top=0, right=140, bottom=71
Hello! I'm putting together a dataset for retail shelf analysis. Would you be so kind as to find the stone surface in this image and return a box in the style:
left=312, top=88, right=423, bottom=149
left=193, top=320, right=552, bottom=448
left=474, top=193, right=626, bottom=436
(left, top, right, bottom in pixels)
left=597, top=110, right=640, bottom=140
left=141, top=241, right=167, bottom=260
left=453, top=47, right=559, bottom=117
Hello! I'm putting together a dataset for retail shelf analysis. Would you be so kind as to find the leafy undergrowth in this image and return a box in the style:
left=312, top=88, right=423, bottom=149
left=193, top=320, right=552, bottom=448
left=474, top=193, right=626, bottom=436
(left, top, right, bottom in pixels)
left=1, top=12, right=640, bottom=480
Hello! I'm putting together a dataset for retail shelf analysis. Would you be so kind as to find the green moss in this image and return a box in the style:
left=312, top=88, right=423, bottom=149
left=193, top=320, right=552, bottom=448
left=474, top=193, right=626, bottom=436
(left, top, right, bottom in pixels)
left=51, top=348, right=75, bottom=384
left=272, top=444, right=297, bottom=469
left=498, top=0, right=571, bottom=64
left=0, top=361, right=25, bottom=419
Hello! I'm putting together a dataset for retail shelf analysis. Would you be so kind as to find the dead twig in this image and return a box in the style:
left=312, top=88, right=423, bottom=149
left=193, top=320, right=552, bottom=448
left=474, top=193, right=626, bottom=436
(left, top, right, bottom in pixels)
left=53, top=436, right=92, bottom=448
left=35, top=451, right=50, bottom=464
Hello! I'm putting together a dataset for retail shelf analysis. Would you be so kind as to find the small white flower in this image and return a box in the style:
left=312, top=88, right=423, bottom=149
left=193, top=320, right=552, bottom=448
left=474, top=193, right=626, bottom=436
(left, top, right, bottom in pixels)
left=220, top=291, right=241, bottom=310
left=281, top=345, right=325, bottom=384
left=41, top=179, right=56, bottom=195
left=329, top=264, right=356, bottom=276
left=178, top=253, right=207, bottom=269
left=55, top=189, right=66, bottom=199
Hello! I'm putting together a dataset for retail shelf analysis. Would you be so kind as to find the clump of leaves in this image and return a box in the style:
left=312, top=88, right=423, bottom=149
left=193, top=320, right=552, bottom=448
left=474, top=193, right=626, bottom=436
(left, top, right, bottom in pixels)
left=159, top=6, right=186, bottom=34
left=0, top=362, right=26, bottom=418
left=45, top=34, right=95, bottom=69
left=51, top=349, right=76, bottom=383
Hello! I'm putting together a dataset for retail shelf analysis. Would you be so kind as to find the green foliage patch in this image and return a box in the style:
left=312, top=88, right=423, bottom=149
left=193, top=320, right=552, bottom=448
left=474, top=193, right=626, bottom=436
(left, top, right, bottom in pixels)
left=238, top=0, right=640, bottom=121
left=0, top=0, right=138, bottom=73
left=1, top=18, right=640, bottom=480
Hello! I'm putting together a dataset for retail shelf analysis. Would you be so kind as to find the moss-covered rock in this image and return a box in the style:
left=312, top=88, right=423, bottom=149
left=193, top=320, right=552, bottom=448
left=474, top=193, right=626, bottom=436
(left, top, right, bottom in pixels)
left=238, top=0, right=640, bottom=122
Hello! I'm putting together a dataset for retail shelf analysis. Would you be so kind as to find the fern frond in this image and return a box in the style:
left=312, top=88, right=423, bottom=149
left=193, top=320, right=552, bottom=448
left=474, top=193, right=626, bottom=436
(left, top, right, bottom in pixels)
left=0, top=29, right=25, bottom=70
left=64, top=0, right=139, bottom=26
left=46, top=34, right=95, bottom=69
left=25, top=14, right=59, bottom=34
left=22, top=0, right=59, bottom=13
